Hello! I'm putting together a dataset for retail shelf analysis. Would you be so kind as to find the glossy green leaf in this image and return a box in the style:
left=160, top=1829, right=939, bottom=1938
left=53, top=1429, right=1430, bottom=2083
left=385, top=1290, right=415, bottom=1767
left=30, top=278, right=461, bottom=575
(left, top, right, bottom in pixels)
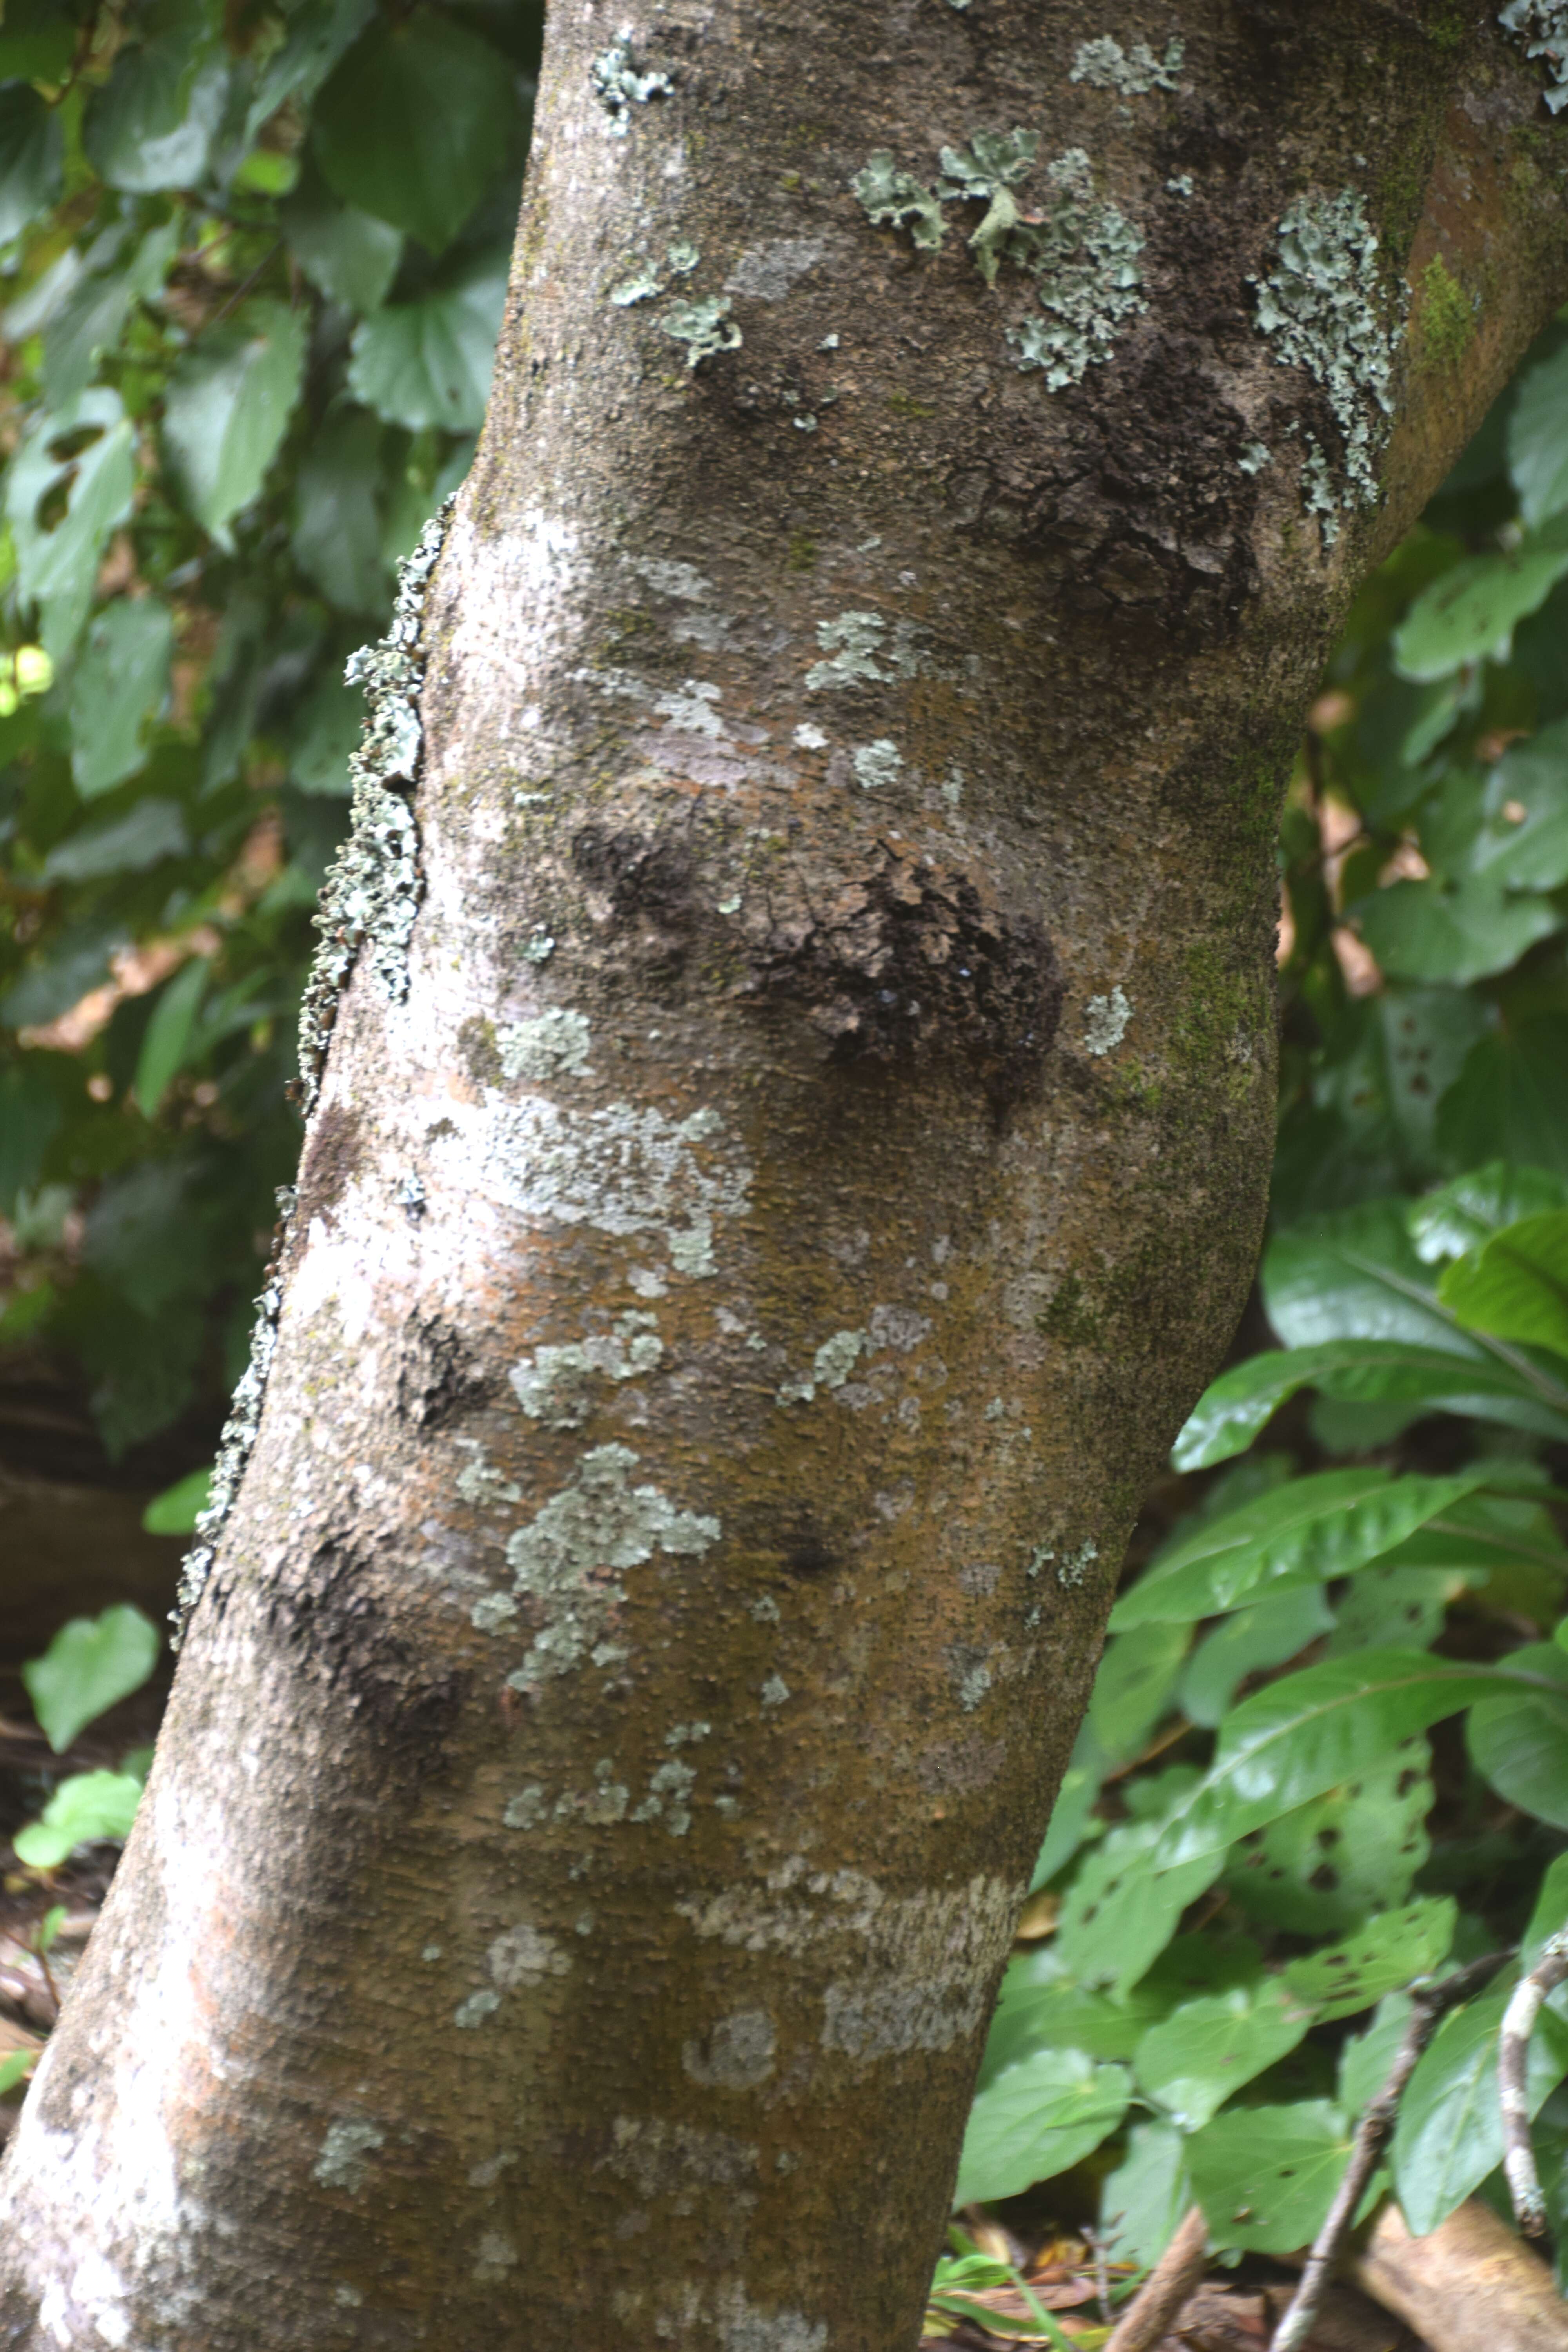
left=1393, top=1976, right=1568, bottom=2236
left=1110, top=1467, right=1486, bottom=1628
left=1154, top=1652, right=1513, bottom=1868
left=6, top=389, right=136, bottom=659
left=312, top=7, right=515, bottom=251
left=291, top=407, right=386, bottom=614
left=1134, top=1976, right=1315, bottom=2131
left=12, top=1769, right=145, bottom=1868
left=1172, top=1339, right=1546, bottom=1470
left=1057, top=1818, right=1224, bottom=1997
left=347, top=255, right=506, bottom=431
left=22, top=1603, right=160, bottom=1753
left=1354, top=871, right=1562, bottom=989
left=1467, top=1641, right=1568, bottom=1828
left=1437, top=1018, right=1568, bottom=1181
left=1508, top=340, right=1568, bottom=527
left=1263, top=1201, right=1483, bottom=1356
left=42, top=797, right=187, bottom=883
left=1087, top=1620, right=1191, bottom=1757
left=281, top=164, right=403, bottom=314
left=1100, top=2122, right=1192, bottom=2270
left=1440, top=1211, right=1568, bottom=1356
left=163, top=298, right=308, bottom=542
left=1411, top=1163, right=1568, bottom=1263
left=1188, top=2101, right=1353, bottom=2255
left=141, top=1465, right=211, bottom=1537
left=954, top=2047, right=1131, bottom=2208
left=1180, top=1586, right=1335, bottom=1730
left=1282, top=1898, right=1456, bottom=2022
left=1393, top=534, right=1568, bottom=681
left=0, top=85, right=62, bottom=247
left=1469, top=721, right=1568, bottom=890
left=1224, top=1741, right=1434, bottom=1935
left=134, top=956, right=209, bottom=1118
left=84, top=0, right=228, bottom=195
left=67, top=597, right=174, bottom=797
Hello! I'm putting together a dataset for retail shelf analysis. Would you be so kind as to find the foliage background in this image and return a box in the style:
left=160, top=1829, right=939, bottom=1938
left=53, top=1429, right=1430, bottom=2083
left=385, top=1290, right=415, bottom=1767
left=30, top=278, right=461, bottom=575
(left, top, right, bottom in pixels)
left=7, top=0, right=1568, bottom=2316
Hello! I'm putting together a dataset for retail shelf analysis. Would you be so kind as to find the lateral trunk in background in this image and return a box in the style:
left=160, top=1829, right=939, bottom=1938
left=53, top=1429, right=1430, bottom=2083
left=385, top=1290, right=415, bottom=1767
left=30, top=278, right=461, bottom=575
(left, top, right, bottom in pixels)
left=3, top=4, right=1566, bottom=2346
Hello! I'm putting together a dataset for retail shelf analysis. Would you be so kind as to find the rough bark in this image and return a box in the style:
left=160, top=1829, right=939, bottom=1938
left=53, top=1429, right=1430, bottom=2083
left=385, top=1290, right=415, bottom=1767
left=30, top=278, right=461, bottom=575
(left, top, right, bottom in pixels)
left=3, top=5, right=1566, bottom=2347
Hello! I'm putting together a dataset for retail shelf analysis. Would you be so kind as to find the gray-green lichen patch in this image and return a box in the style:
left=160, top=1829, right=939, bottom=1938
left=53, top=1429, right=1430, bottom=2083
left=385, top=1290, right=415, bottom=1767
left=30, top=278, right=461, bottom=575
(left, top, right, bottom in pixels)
left=1500, top=2, right=1568, bottom=109
left=312, top=2119, right=385, bottom=2194
left=508, top=1312, right=663, bottom=1430
left=1047, top=1539, right=1099, bottom=1588
left=454, top=1989, right=501, bottom=2028
left=604, top=2117, right=759, bottom=2201
left=483, top=1097, right=752, bottom=1281
left=172, top=1180, right=295, bottom=1644
left=1252, top=192, right=1399, bottom=541
left=1083, top=987, right=1132, bottom=1054
left=523, top=927, right=555, bottom=963
left=503, top=1444, right=720, bottom=1687
left=631, top=1757, right=697, bottom=1833
left=760, top=1674, right=790, bottom=1708
left=777, top=1326, right=866, bottom=1405
left=488, top=1923, right=570, bottom=1985
left=473, top=2234, right=519, bottom=2284
left=590, top=42, right=673, bottom=132
left=455, top=1439, right=523, bottom=1509
left=683, top=2009, right=777, bottom=2090
left=661, top=296, right=742, bottom=369
left=1069, top=35, right=1183, bottom=93
left=1238, top=440, right=1272, bottom=475
left=497, top=1009, right=593, bottom=1083
left=296, top=500, right=450, bottom=1117
left=852, top=135, right=1147, bottom=389
left=610, top=241, right=701, bottom=307
left=944, top=1642, right=993, bottom=1713
left=503, top=1784, right=548, bottom=1829
left=804, top=609, right=928, bottom=691
left=724, top=238, right=828, bottom=300
left=852, top=739, right=902, bottom=791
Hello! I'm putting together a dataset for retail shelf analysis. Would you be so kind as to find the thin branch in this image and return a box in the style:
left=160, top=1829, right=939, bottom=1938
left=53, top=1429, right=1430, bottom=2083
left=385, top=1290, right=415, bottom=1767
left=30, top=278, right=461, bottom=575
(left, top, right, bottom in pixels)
left=1271, top=1950, right=1514, bottom=2352
left=1500, top=1927, right=1568, bottom=2236
left=1102, top=2202, right=1208, bottom=2352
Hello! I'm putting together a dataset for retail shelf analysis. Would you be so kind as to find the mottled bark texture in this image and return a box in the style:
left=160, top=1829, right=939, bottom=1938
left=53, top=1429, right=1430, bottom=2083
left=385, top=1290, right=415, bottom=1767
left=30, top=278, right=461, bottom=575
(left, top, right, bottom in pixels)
left=4, top=6, right=1567, bottom=2347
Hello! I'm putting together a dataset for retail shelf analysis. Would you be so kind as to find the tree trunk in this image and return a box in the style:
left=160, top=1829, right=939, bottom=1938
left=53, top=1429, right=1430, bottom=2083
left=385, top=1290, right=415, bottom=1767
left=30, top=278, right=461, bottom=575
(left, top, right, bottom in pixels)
left=3, top=7, right=1565, bottom=2345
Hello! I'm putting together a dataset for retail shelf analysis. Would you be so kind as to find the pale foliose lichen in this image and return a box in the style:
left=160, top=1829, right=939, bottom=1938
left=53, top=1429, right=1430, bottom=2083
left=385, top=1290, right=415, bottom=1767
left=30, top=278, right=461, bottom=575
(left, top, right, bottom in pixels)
left=508, top=1312, right=663, bottom=1429
left=1499, top=2, right=1568, bottom=109
left=1252, top=192, right=1399, bottom=543
left=610, top=241, right=700, bottom=307
left=312, top=2119, right=385, bottom=2195
left=1238, top=440, right=1272, bottom=475
left=1083, top=986, right=1132, bottom=1055
left=854, top=133, right=1147, bottom=390
left=804, top=608, right=929, bottom=691
left=498, top=1009, right=593, bottom=1083
left=499, top=1444, right=720, bottom=1686
left=852, top=739, right=903, bottom=791
left=1069, top=34, right=1183, bottom=93
left=661, top=296, right=742, bottom=370
left=590, top=41, right=673, bottom=132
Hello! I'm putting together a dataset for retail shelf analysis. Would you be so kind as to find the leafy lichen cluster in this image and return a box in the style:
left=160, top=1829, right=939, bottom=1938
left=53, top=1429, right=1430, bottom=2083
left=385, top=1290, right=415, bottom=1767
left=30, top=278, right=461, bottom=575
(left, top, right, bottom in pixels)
left=660, top=294, right=742, bottom=369
left=1252, top=192, right=1399, bottom=543
left=852, top=131, right=1147, bottom=389
left=1069, top=35, right=1184, bottom=93
left=1499, top=1, right=1568, bottom=111
left=295, top=499, right=450, bottom=1118
left=589, top=42, right=673, bottom=133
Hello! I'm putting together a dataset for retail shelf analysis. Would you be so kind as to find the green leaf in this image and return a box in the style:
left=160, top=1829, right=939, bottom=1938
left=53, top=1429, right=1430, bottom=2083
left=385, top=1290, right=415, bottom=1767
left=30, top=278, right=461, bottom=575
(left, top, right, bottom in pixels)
left=1467, top=1641, right=1568, bottom=1829
left=43, top=221, right=180, bottom=411
left=1339, top=1993, right=1415, bottom=2116
left=0, top=85, right=62, bottom=248
left=1087, top=1620, right=1191, bottom=1758
left=1134, top=1976, right=1315, bottom=2131
left=347, top=254, right=507, bottom=431
left=1224, top=1741, right=1434, bottom=1936
left=6, top=390, right=136, bottom=659
left=1154, top=1652, right=1512, bottom=1868
left=1411, top=1163, right=1568, bottom=1262
left=84, top=0, right=229, bottom=195
left=292, top=407, right=386, bottom=614
left=1393, top=534, right=1568, bottom=681
left=1282, top=1898, right=1456, bottom=2022
left=142, top=1465, right=211, bottom=1536
left=312, top=7, right=515, bottom=252
left=1110, top=1466, right=1486, bottom=1628
left=22, top=1603, right=160, bottom=1753
left=67, top=597, right=174, bottom=797
left=1180, top=1586, right=1335, bottom=1730
left=0, top=0, right=82, bottom=82
left=1324, top=1564, right=1454, bottom=1654
left=1100, top=2121, right=1192, bottom=2270
left=1263, top=1201, right=1483, bottom=1356
left=1438, top=1019, right=1568, bottom=1181
left=0, top=1062, right=62, bottom=1214
left=42, top=797, right=187, bottom=883
left=1469, top=722, right=1568, bottom=891
left=281, top=162, right=403, bottom=315
left=1508, top=340, right=1568, bottom=527
left=1173, top=1340, right=1529, bottom=1470
left=81, top=1159, right=215, bottom=1317
left=12, top=1768, right=145, bottom=1867
left=1188, top=2101, right=1353, bottom=2255
left=1354, top=871, right=1561, bottom=989
left=954, top=2047, right=1131, bottom=2207
left=979, top=1949, right=1169, bottom=2085
left=242, top=0, right=374, bottom=146
left=0, top=2049, right=37, bottom=2096
left=1393, top=1976, right=1568, bottom=2236
left=134, top=955, right=209, bottom=1118
left=162, top=298, right=308, bottom=543
left=1057, top=1818, right=1225, bottom=1997
left=1029, top=1746, right=1103, bottom=1889
left=0, top=919, right=123, bottom=1028
left=1440, top=1211, right=1568, bottom=1356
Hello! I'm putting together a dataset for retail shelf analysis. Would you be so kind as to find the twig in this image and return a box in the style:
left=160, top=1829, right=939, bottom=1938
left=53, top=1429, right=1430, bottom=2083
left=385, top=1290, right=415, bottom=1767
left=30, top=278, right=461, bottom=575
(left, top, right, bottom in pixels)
left=1103, top=2201, right=1208, bottom=2352
left=1500, top=1927, right=1568, bottom=2236
left=1083, top=2228, right=1113, bottom=2326
left=1271, top=1949, right=1514, bottom=2352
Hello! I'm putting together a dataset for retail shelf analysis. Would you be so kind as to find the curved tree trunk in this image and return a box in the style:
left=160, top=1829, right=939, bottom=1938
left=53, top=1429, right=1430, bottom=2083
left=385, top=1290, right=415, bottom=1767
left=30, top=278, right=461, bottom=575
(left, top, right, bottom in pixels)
left=3, top=7, right=1565, bottom=2346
